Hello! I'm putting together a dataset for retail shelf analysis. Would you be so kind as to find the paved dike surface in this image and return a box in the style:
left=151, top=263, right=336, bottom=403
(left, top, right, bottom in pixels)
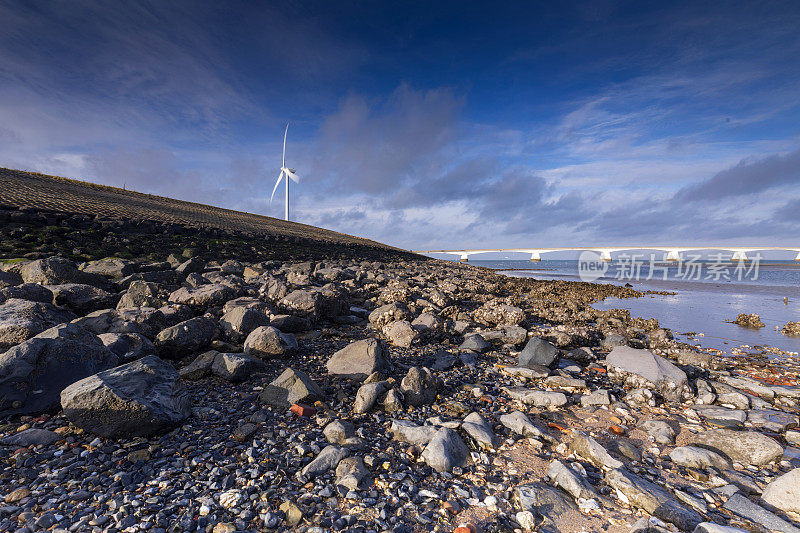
left=0, top=167, right=398, bottom=250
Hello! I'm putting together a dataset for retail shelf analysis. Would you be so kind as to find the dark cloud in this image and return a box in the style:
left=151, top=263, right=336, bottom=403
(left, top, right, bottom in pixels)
left=674, top=147, right=800, bottom=202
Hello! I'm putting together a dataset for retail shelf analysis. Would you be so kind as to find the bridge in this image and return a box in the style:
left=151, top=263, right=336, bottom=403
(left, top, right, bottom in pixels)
left=414, top=246, right=800, bottom=262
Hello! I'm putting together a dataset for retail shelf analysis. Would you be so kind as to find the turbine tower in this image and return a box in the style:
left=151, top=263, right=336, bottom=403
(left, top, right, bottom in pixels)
left=270, top=123, right=300, bottom=221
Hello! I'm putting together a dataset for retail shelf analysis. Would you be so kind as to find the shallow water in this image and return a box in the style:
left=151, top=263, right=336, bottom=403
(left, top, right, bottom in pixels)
left=468, top=259, right=800, bottom=356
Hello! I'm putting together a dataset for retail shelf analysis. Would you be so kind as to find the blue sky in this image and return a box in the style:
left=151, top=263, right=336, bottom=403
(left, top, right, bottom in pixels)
left=1, top=1, right=799, bottom=251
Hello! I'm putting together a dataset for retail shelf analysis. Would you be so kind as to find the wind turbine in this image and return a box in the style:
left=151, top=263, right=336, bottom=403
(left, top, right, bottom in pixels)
left=270, top=123, right=300, bottom=221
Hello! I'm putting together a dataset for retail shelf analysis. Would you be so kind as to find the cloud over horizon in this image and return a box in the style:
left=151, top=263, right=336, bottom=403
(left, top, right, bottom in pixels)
left=1, top=1, right=799, bottom=250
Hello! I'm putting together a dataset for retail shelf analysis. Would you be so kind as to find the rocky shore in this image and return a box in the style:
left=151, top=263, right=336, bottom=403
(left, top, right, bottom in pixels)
left=1, top=247, right=800, bottom=533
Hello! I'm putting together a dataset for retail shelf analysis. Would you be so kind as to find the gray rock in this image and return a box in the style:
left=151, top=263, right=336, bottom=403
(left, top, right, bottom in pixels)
left=179, top=350, right=218, bottom=380
left=421, top=428, right=470, bottom=473
left=0, top=283, right=54, bottom=305
left=219, top=307, right=272, bottom=343
left=168, top=284, right=236, bottom=308
left=46, top=283, right=117, bottom=314
left=747, top=409, right=799, bottom=433
left=81, top=258, right=136, bottom=279
left=323, top=420, right=356, bottom=445
left=459, top=333, right=490, bottom=353
left=641, top=419, right=678, bottom=445
left=368, top=302, right=411, bottom=328
left=383, top=320, right=419, bottom=348
left=693, top=405, right=747, bottom=423
left=605, top=346, right=688, bottom=402
left=400, top=366, right=439, bottom=406
left=670, top=446, right=731, bottom=470
left=474, top=300, right=525, bottom=326
left=502, top=387, right=567, bottom=407
left=2, top=428, right=62, bottom=447
left=301, top=445, right=349, bottom=478
left=462, top=412, right=498, bottom=450
left=501, top=365, right=550, bottom=380
left=335, top=456, right=369, bottom=491
left=0, top=323, right=118, bottom=415
left=175, top=257, right=205, bottom=275
left=547, top=459, right=597, bottom=501
left=270, top=314, right=311, bottom=333
left=693, top=523, right=749, bottom=533
left=515, top=482, right=577, bottom=528
left=211, top=352, right=264, bottom=382
left=580, top=389, right=611, bottom=407
left=761, top=468, right=800, bottom=514
left=383, top=387, right=404, bottom=412
left=0, top=269, right=22, bottom=288
left=117, top=281, right=162, bottom=309
left=97, top=332, right=156, bottom=362
left=155, top=316, right=217, bottom=358
left=605, top=468, right=702, bottom=531
left=518, top=337, right=559, bottom=367
left=243, top=325, right=297, bottom=358
left=689, top=429, right=783, bottom=466
left=390, top=419, right=439, bottom=446
left=0, top=298, right=76, bottom=350
left=326, top=338, right=391, bottom=381
left=569, top=431, right=624, bottom=470
left=600, top=333, right=627, bottom=350
left=353, top=381, right=390, bottom=414
left=20, top=256, right=108, bottom=289
left=723, top=493, right=800, bottom=533
left=499, top=411, right=551, bottom=441
left=259, top=367, right=324, bottom=408
left=60, top=355, right=190, bottom=438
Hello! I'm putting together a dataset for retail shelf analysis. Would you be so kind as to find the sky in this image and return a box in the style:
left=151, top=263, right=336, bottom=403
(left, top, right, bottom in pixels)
left=1, top=1, right=800, bottom=253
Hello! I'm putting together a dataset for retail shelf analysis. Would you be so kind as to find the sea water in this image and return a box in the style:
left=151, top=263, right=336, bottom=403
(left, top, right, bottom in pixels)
left=467, top=259, right=800, bottom=356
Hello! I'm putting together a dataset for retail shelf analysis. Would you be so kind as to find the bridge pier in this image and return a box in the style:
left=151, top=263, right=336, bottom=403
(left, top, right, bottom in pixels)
left=530, top=251, right=541, bottom=262
left=665, top=250, right=682, bottom=262
left=795, top=251, right=800, bottom=262
left=459, top=253, right=469, bottom=263
left=731, top=250, right=749, bottom=262
left=598, top=250, right=613, bottom=262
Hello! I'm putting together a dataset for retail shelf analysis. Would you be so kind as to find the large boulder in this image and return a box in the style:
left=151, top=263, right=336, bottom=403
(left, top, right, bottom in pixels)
left=117, top=281, right=162, bottom=309
left=0, top=283, right=54, bottom=305
left=20, top=256, right=109, bottom=289
left=168, top=284, right=236, bottom=308
left=0, top=269, right=22, bottom=288
left=605, top=346, right=688, bottom=401
left=81, top=258, right=136, bottom=279
left=155, top=316, right=217, bottom=358
left=421, top=428, right=470, bottom=473
left=97, top=332, right=156, bottom=362
left=400, top=366, right=439, bottom=406
left=259, top=367, right=324, bottom=408
left=0, top=298, right=76, bottom=350
left=761, top=468, right=800, bottom=514
left=688, top=429, right=784, bottom=466
left=46, top=283, right=117, bottom=314
left=0, top=323, right=119, bottom=415
left=211, top=352, right=264, bottom=382
left=326, top=338, right=391, bottom=381
left=368, top=303, right=411, bottom=328
left=605, top=468, right=702, bottom=531
left=518, top=337, right=558, bottom=367
left=219, top=307, right=272, bottom=342
left=243, top=326, right=297, bottom=357
left=383, top=320, right=419, bottom=348
left=60, top=355, right=190, bottom=438
left=474, top=300, right=525, bottom=326
left=280, top=287, right=346, bottom=321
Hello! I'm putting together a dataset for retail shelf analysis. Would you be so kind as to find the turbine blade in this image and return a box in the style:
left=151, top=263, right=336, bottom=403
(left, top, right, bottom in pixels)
left=282, top=123, right=288, bottom=168
left=270, top=172, right=284, bottom=204
left=285, top=170, right=300, bottom=183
